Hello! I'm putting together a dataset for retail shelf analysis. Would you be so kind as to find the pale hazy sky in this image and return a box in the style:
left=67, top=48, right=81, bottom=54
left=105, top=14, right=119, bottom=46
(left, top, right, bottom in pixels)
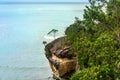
left=0, top=0, right=88, bottom=2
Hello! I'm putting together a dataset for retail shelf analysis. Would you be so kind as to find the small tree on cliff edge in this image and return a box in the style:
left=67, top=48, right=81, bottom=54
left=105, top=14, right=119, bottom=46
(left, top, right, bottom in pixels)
left=47, top=29, right=58, bottom=39
left=43, top=41, right=47, bottom=46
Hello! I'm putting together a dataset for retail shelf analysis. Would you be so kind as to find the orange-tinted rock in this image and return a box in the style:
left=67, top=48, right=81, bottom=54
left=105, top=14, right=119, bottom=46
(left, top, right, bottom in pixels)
left=45, top=37, right=77, bottom=80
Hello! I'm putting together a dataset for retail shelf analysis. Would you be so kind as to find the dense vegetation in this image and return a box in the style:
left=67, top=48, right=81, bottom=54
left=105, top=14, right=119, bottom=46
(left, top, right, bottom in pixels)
left=65, top=0, right=120, bottom=80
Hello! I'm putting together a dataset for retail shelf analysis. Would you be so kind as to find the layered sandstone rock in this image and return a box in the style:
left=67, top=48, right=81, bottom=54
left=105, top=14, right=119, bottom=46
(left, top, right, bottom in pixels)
left=45, top=37, right=77, bottom=80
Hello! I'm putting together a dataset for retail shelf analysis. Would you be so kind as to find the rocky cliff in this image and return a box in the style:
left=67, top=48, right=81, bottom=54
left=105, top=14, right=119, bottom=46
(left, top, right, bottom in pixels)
left=45, top=37, right=78, bottom=80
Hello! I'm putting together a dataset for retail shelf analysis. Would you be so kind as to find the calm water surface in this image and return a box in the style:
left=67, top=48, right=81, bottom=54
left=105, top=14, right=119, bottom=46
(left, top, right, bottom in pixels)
left=0, top=3, right=87, bottom=80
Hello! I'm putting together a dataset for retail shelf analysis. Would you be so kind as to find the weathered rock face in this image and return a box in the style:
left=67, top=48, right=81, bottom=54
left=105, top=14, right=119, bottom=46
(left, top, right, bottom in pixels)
left=45, top=37, right=77, bottom=80
left=50, top=55, right=77, bottom=79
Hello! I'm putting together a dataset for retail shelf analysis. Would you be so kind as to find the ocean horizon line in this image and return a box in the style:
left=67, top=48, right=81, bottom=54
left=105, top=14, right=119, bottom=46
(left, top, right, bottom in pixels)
left=0, top=2, right=89, bottom=5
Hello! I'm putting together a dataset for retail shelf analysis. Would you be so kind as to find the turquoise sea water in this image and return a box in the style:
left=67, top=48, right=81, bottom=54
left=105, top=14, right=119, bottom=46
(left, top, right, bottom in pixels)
left=0, top=3, right=87, bottom=80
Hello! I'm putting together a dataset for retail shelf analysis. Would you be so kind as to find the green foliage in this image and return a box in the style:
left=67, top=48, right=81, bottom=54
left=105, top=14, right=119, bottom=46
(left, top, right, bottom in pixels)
left=43, top=41, right=47, bottom=46
left=48, top=29, right=58, bottom=39
left=45, top=42, right=53, bottom=57
left=71, top=65, right=114, bottom=80
left=64, top=0, right=120, bottom=79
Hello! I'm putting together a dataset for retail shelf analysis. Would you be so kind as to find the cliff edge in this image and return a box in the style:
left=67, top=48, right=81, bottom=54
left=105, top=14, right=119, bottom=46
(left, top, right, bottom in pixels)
left=44, top=37, right=77, bottom=80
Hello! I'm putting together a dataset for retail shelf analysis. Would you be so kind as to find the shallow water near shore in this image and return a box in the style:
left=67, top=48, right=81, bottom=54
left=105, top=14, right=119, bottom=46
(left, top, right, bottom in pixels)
left=0, top=3, right=88, bottom=80
left=0, top=67, right=52, bottom=80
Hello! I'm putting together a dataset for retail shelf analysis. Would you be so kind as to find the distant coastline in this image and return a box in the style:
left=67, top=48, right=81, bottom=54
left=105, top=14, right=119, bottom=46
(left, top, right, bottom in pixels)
left=0, top=2, right=89, bottom=5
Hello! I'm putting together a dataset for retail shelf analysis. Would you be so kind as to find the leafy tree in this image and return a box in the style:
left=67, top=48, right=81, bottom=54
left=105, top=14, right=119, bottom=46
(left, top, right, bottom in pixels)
left=47, top=29, right=58, bottom=39
left=63, top=0, right=120, bottom=80
left=43, top=41, right=47, bottom=46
